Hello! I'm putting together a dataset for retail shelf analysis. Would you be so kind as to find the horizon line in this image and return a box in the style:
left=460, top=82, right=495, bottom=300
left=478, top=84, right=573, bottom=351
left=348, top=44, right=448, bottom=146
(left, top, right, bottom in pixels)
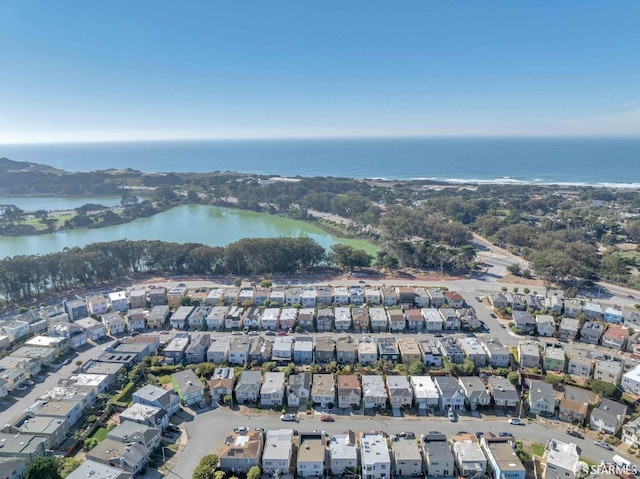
left=1, top=133, right=640, bottom=147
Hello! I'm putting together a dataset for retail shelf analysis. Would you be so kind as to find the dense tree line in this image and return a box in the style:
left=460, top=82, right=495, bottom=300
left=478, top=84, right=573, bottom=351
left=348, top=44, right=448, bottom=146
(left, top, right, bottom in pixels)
left=0, top=237, right=327, bottom=303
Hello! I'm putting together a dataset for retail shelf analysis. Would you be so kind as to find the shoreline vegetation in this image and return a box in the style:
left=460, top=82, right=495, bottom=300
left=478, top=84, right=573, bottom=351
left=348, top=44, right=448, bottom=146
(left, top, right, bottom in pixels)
left=1, top=157, right=640, bottom=296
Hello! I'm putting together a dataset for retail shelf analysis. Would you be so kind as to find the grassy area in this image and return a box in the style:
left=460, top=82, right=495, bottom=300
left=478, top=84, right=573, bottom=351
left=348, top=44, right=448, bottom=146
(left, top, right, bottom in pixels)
left=530, top=443, right=545, bottom=457
left=91, top=427, right=108, bottom=442
left=157, top=375, right=173, bottom=385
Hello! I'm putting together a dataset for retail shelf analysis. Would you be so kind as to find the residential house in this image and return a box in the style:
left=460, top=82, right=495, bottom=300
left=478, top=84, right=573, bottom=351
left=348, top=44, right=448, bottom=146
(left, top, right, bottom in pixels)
left=358, top=339, right=378, bottom=366
left=301, top=288, right=317, bottom=308
left=444, top=291, right=465, bottom=309
left=238, top=288, right=254, bottom=306
left=107, top=422, right=160, bottom=455
left=167, top=285, right=187, bottom=307
left=86, top=439, right=147, bottom=474
left=0, top=378, right=8, bottom=399
left=440, top=308, right=461, bottom=330
left=82, top=362, right=124, bottom=387
left=410, top=376, right=439, bottom=411
left=369, top=307, right=388, bottom=332
left=219, top=429, right=264, bottom=474
left=428, top=289, right=447, bottom=308
left=559, top=386, right=593, bottom=424
left=146, top=305, right=169, bottom=329
left=297, top=432, right=327, bottom=478
left=365, top=288, right=382, bottom=305
left=459, top=376, right=491, bottom=410
left=187, top=306, right=211, bottom=329
left=248, top=336, right=272, bottom=365
left=438, top=337, right=465, bottom=364
left=235, top=370, right=262, bottom=404
left=87, top=295, right=109, bottom=315
left=262, top=429, right=294, bottom=475
left=74, top=317, right=106, bottom=341
left=395, top=286, right=416, bottom=305
left=133, top=384, right=180, bottom=416
left=228, top=336, right=252, bottom=365
left=336, top=374, right=362, bottom=408
left=312, top=373, right=336, bottom=408
left=207, top=336, right=230, bottom=363
left=518, top=341, right=540, bottom=368
left=580, top=321, right=604, bottom=345
left=558, top=317, right=580, bottom=341
left=12, top=415, right=69, bottom=449
left=362, top=375, right=388, bottom=409
left=316, top=308, right=334, bottom=333
left=434, top=376, right=465, bottom=411
left=108, top=291, right=128, bottom=313
left=381, top=287, right=397, bottom=307
left=335, top=307, right=352, bottom=331
left=64, top=299, right=88, bottom=321
left=489, top=293, right=509, bottom=310
left=1, top=369, right=27, bottom=392
left=205, top=306, right=227, bottom=331
left=333, top=287, right=350, bottom=305
left=279, top=308, right=298, bottom=331
left=350, top=286, right=365, bottom=306
left=125, top=308, right=146, bottom=331
left=453, top=440, right=487, bottom=477
left=386, top=375, right=412, bottom=409
left=317, top=287, right=333, bottom=306
left=0, top=321, right=29, bottom=343
left=590, top=399, right=627, bottom=435
left=314, top=337, right=335, bottom=364
left=185, top=333, right=210, bottom=364
left=513, top=311, right=536, bottom=333
left=118, top=403, right=169, bottom=431
left=222, top=287, right=240, bottom=306
left=543, top=439, right=581, bottom=479
left=584, top=302, right=602, bottom=319
left=0, top=434, right=47, bottom=465
left=413, top=288, right=430, bottom=308
left=172, top=370, right=205, bottom=406
left=336, top=337, right=357, bottom=364
left=261, top=372, right=286, bottom=406
left=169, top=306, right=193, bottom=330
left=272, top=336, right=294, bottom=363
left=287, top=372, right=310, bottom=409
left=563, top=300, right=582, bottom=318
left=545, top=296, right=563, bottom=315
left=224, top=306, right=246, bottom=330
left=360, top=432, right=391, bottom=479
left=128, top=288, right=147, bottom=309
left=543, top=347, right=566, bottom=372
left=622, top=415, right=640, bottom=447
left=507, top=293, right=526, bottom=312
left=481, top=439, right=525, bottom=479
left=397, top=337, right=421, bottom=365
left=261, top=308, right=281, bottom=331
left=243, top=307, right=261, bottom=329
left=387, top=309, right=407, bottom=333
left=417, top=338, right=442, bottom=367
left=405, top=309, right=424, bottom=332
left=330, top=431, right=358, bottom=476
left=64, top=461, right=128, bottom=479
left=298, top=308, right=315, bottom=332
left=12, top=346, right=55, bottom=366
left=594, top=359, right=624, bottom=383
left=567, top=350, right=594, bottom=379
left=148, top=286, right=166, bottom=307
left=392, top=437, right=422, bottom=477
left=604, top=306, right=624, bottom=324
left=208, top=367, right=235, bottom=403
left=525, top=294, right=543, bottom=311
left=602, top=325, right=629, bottom=350
left=458, top=338, right=488, bottom=367
left=536, top=315, right=556, bottom=337
left=0, top=356, right=41, bottom=378
left=352, top=307, right=370, bottom=332
left=483, top=339, right=510, bottom=368
left=164, top=335, right=190, bottom=364
left=293, top=337, right=314, bottom=364
left=205, top=288, right=225, bottom=306
left=488, top=376, right=520, bottom=410
left=377, top=337, right=399, bottom=363
left=528, top=380, right=555, bottom=416
left=622, top=364, right=640, bottom=394
left=422, top=433, right=455, bottom=478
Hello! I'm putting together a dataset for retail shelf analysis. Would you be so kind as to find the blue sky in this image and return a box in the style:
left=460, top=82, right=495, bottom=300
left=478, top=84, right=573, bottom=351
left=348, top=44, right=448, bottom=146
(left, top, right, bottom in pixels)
left=0, top=1, right=639, bottom=143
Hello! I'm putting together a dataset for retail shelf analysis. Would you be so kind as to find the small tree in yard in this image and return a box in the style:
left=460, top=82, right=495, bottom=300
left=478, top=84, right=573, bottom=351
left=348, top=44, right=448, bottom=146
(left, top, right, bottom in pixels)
left=26, top=457, right=61, bottom=479
left=247, top=466, right=261, bottom=479
left=193, top=454, right=219, bottom=479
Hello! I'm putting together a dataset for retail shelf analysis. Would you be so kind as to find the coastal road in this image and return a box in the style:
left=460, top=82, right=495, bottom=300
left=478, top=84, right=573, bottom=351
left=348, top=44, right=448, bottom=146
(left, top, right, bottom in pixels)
left=168, top=407, right=627, bottom=479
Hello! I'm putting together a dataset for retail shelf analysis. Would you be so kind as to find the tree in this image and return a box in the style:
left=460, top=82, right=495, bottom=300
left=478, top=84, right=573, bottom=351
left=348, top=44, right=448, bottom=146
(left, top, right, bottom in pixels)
left=193, top=454, right=219, bottom=479
left=247, top=466, right=261, bottom=479
left=589, top=379, right=622, bottom=400
left=59, top=458, right=81, bottom=478
left=260, top=279, right=272, bottom=287
left=507, top=371, right=519, bottom=385
left=83, top=438, right=99, bottom=451
left=26, top=457, right=61, bottom=479
left=408, top=361, right=426, bottom=376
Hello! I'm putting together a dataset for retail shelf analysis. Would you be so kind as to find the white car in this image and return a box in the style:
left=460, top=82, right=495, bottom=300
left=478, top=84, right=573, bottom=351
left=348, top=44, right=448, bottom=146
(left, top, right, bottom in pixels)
left=508, top=418, right=524, bottom=425
left=280, top=414, right=297, bottom=422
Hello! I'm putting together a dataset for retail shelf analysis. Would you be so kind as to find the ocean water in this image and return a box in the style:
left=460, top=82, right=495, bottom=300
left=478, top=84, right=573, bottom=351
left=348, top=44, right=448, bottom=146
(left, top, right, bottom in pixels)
left=1, top=137, right=639, bottom=186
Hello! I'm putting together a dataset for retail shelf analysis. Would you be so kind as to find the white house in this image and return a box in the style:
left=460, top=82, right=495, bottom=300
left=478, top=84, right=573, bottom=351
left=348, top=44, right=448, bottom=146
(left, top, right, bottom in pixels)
left=543, top=439, right=581, bottom=479
left=262, top=429, right=294, bottom=475
left=622, top=364, right=640, bottom=394
left=330, top=431, right=358, bottom=476
left=260, top=372, right=286, bottom=406
left=410, top=376, right=439, bottom=411
left=109, top=291, right=128, bottom=312
left=360, top=433, right=391, bottom=479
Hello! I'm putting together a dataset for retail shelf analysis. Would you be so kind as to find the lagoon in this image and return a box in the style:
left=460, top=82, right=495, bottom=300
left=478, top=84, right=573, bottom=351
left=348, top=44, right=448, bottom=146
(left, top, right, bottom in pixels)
left=0, top=204, right=377, bottom=258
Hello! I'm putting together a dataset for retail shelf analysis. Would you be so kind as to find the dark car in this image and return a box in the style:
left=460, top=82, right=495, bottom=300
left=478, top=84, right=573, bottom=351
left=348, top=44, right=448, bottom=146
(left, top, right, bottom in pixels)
left=320, top=415, right=335, bottom=422
left=566, top=430, right=583, bottom=439
left=499, top=432, right=513, bottom=438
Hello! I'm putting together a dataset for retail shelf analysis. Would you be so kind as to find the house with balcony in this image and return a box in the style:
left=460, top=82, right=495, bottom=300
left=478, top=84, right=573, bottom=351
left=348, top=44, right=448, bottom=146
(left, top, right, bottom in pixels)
left=444, top=291, right=465, bottom=309
left=279, top=308, right=297, bottom=332
left=235, top=370, right=262, bottom=404
left=333, top=287, right=350, bottom=305
left=314, top=337, right=335, bottom=364
left=365, top=288, right=382, bottom=305
left=602, top=325, right=629, bottom=350
left=335, top=307, right=352, bottom=331
left=543, top=346, right=566, bottom=372
left=559, top=386, right=594, bottom=424
left=164, top=335, right=190, bottom=364
left=287, top=372, right=310, bottom=409
left=422, top=433, right=455, bottom=478
left=513, top=311, right=536, bottom=333
left=350, top=286, right=365, bottom=306
left=360, top=432, right=391, bottom=479
left=459, top=376, right=490, bottom=410
left=298, top=432, right=327, bottom=478
left=133, top=384, right=180, bottom=416
left=580, top=321, right=604, bottom=345
left=207, top=336, right=230, bottom=363
left=567, top=350, right=594, bottom=378
left=108, top=291, right=128, bottom=313
left=311, top=373, right=336, bottom=408
left=594, top=359, right=624, bottom=383
left=260, top=308, right=281, bottom=331
left=125, top=308, right=146, bottom=331
left=260, top=372, right=286, bottom=406
left=558, top=317, right=580, bottom=341
left=106, top=421, right=160, bottom=455
left=86, top=439, right=148, bottom=475
left=397, top=337, right=421, bottom=365
left=387, top=375, right=412, bottom=409
left=1, top=320, right=30, bottom=343
left=167, top=285, right=187, bottom=307
left=435, top=376, right=465, bottom=411
left=330, top=431, right=358, bottom=476
left=392, top=436, right=422, bottom=477
left=336, top=337, right=356, bottom=364
left=438, top=337, right=465, bottom=364
left=316, top=308, right=334, bottom=333
left=440, top=308, right=461, bottom=330
left=590, top=399, right=627, bottom=435
left=410, top=376, right=439, bottom=411
left=352, top=307, right=370, bottom=332
left=208, top=367, right=235, bottom=403
left=272, top=336, right=294, bottom=363
left=427, top=288, right=446, bottom=307
left=102, top=312, right=126, bottom=336
left=119, top=403, right=168, bottom=431
left=377, top=337, right=399, bottom=363
left=219, top=430, right=264, bottom=474
left=545, top=296, right=563, bottom=315
left=518, top=341, right=540, bottom=368
left=205, top=306, right=226, bottom=331
left=507, top=293, right=526, bottom=311
left=604, top=306, right=624, bottom=324
left=536, top=315, right=556, bottom=337
left=453, top=439, right=487, bottom=477
left=388, top=309, right=406, bottom=332
left=224, top=306, right=246, bottom=330
left=228, top=336, right=252, bottom=365
left=184, top=333, right=210, bottom=364
left=405, top=309, right=424, bottom=332
left=298, top=308, right=315, bottom=332
left=337, top=374, right=361, bottom=409
left=488, top=376, right=520, bottom=410
left=458, top=338, right=488, bottom=367
left=381, top=287, right=397, bottom=307
left=358, top=339, right=378, bottom=366
left=528, top=380, right=555, bottom=416
left=301, top=288, right=317, bottom=308
left=293, top=337, right=313, bottom=364
left=418, top=338, right=442, bottom=367
left=369, top=307, right=388, bottom=332
left=483, top=339, right=510, bottom=368
left=362, top=375, right=387, bottom=409
left=87, top=295, right=109, bottom=315
left=253, top=287, right=269, bottom=306
left=317, top=287, right=333, bottom=306
left=64, top=298, right=88, bottom=321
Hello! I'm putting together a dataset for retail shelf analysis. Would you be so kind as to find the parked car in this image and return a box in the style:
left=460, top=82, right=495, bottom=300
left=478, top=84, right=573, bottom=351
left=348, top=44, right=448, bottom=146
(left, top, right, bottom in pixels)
left=24, top=380, right=35, bottom=386
left=508, top=418, right=524, bottom=425
left=500, top=324, right=506, bottom=329
left=320, top=415, right=335, bottom=422
left=566, top=429, right=583, bottom=439
left=265, top=331, right=276, bottom=336
left=498, top=432, right=513, bottom=438
left=280, top=414, right=297, bottom=422
left=234, top=426, right=249, bottom=433
left=14, top=384, right=27, bottom=391
left=277, top=331, right=288, bottom=336
left=448, top=411, right=457, bottom=422
left=594, top=441, right=613, bottom=450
